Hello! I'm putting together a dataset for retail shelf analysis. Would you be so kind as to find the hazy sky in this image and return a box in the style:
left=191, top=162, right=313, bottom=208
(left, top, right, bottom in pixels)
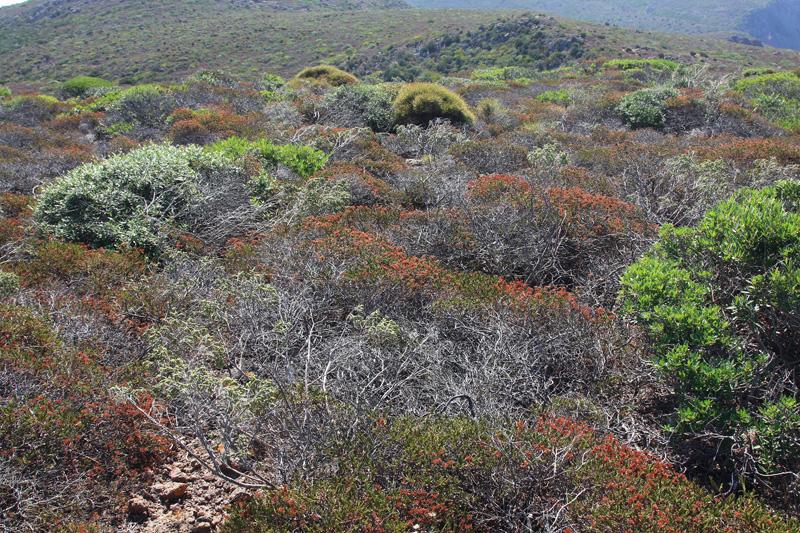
left=0, top=0, right=25, bottom=6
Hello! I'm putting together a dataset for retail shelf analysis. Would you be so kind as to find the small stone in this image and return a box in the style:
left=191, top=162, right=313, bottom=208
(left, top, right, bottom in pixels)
left=192, top=522, right=212, bottom=533
left=154, top=482, right=189, bottom=501
left=127, top=496, right=151, bottom=518
left=230, top=489, right=249, bottom=503
left=169, top=467, right=197, bottom=482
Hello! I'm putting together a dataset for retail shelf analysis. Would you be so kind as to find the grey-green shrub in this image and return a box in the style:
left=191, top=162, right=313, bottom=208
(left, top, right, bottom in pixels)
left=35, top=144, right=244, bottom=253
left=320, top=84, right=395, bottom=132
left=616, top=87, right=678, bottom=129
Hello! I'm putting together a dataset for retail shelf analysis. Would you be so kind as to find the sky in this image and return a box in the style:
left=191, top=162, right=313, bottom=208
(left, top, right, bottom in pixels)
left=0, top=0, right=25, bottom=6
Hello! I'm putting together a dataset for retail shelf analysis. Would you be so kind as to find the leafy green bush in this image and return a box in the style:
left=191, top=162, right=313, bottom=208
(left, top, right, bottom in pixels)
left=294, top=65, right=358, bottom=87
left=35, top=144, right=243, bottom=253
left=603, top=58, right=680, bottom=72
left=60, top=75, right=114, bottom=98
left=208, top=137, right=328, bottom=178
left=0, top=86, right=10, bottom=99
left=735, top=71, right=800, bottom=132
left=616, top=87, right=678, bottom=129
left=0, top=271, right=19, bottom=297
left=320, top=83, right=395, bottom=132
left=620, top=180, right=800, bottom=480
left=260, top=73, right=286, bottom=92
left=536, top=88, right=571, bottom=106
left=394, top=83, right=475, bottom=126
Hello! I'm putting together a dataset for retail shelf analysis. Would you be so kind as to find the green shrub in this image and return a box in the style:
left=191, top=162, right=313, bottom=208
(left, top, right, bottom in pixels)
left=0, top=86, right=10, bottom=99
left=34, top=144, right=242, bottom=253
left=616, top=87, right=678, bottom=129
left=394, top=83, right=475, bottom=126
left=260, top=73, right=286, bottom=92
left=735, top=71, right=800, bottom=132
left=60, top=76, right=114, bottom=98
left=620, top=180, right=800, bottom=480
left=320, top=83, right=395, bottom=132
left=536, top=88, right=571, bottom=106
left=208, top=137, right=328, bottom=178
left=294, top=65, right=358, bottom=87
left=603, top=58, right=680, bottom=72
left=0, top=271, right=19, bottom=297
left=106, top=84, right=174, bottom=128
left=734, top=71, right=800, bottom=100
left=471, top=66, right=531, bottom=82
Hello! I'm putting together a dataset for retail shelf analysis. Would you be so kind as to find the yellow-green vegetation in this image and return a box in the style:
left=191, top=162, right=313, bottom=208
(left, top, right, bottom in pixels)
left=603, top=58, right=680, bottom=72
left=293, top=65, right=359, bottom=87
left=394, top=82, right=475, bottom=125
left=734, top=70, right=800, bottom=132
left=60, top=75, right=114, bottom=98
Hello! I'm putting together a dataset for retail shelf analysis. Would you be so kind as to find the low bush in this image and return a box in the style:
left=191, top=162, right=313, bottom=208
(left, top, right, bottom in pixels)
left=394, top=83, right=475, bottom=126
left=208, top=137, right=328, bottom=178
left=294, top=65, right=358, bottom=87
left=60, top=75, right=114, bottom=98
left=734, top=71, right=800, bottom=132
left=620, top=180, right=800, bottom=495
left=34, top=144, right=246, bottom=253
left=320, top=83, right=395, bottom=131
left=536, top=88, right=571, bottom=106
left=0, top=86, right=11, bottom=99
left=616, top=87, right=679, bottom=129
left=224, top=415, right=796, bottom=532
left=603, top=58, right=680, bottom=72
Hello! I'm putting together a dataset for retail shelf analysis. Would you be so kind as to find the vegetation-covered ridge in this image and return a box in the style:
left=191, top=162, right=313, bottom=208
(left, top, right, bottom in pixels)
left=410, top=0, right=796, bottom=47
left=1, top=45, right=800, bottom=532
left=2, top=2, right=800, bottom=85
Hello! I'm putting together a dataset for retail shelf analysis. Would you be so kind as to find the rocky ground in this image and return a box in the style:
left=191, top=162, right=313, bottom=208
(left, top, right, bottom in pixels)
left=123, top=449, right=251, bottom=532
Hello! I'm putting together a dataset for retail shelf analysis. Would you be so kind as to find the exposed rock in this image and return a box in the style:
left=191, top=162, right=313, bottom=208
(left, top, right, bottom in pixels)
left=154, top=481, right=189, bottom=501
left=127, top=496, right=151, bottom=518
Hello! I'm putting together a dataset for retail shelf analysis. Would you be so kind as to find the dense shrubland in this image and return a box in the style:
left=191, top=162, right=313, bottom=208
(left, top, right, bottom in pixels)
left=1, top=55, right=799, bottom=531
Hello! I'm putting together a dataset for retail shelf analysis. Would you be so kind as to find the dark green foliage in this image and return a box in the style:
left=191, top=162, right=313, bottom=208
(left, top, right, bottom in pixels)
left=348, top=14, right=588, bottom=80
left=394, top=83, right=475, bottom=126
left=620, top=180, right=800, bottom=479
left=616, top=87, right=678, bottom=129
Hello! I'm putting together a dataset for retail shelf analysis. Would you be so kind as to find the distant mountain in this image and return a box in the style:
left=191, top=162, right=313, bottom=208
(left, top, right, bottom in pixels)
left=741, top=0, right=800, bottom=50
left=408, top=0, right=800, bottom=50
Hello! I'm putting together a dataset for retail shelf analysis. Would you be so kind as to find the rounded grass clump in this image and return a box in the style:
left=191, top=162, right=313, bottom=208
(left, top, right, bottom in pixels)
left=393, top=83, right=475, bottom=127
left=60, top=75, right=114, bottom=98
left=294, top=65, right=358, bottom=87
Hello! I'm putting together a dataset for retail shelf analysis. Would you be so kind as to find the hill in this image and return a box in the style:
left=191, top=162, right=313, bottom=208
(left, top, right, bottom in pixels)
left=408, top=0, right=800, bottom=50
left=2, top=0, right=800, bottom=85
left=742, top=0, right=800, bottom=50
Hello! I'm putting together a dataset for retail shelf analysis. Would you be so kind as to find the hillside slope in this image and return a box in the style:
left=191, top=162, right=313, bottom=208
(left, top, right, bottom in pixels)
left=409, top=0, right=800, bottom=50
left=1, top=0, right=799, bottom=85
left=742, top=0, right=800, bottom=50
